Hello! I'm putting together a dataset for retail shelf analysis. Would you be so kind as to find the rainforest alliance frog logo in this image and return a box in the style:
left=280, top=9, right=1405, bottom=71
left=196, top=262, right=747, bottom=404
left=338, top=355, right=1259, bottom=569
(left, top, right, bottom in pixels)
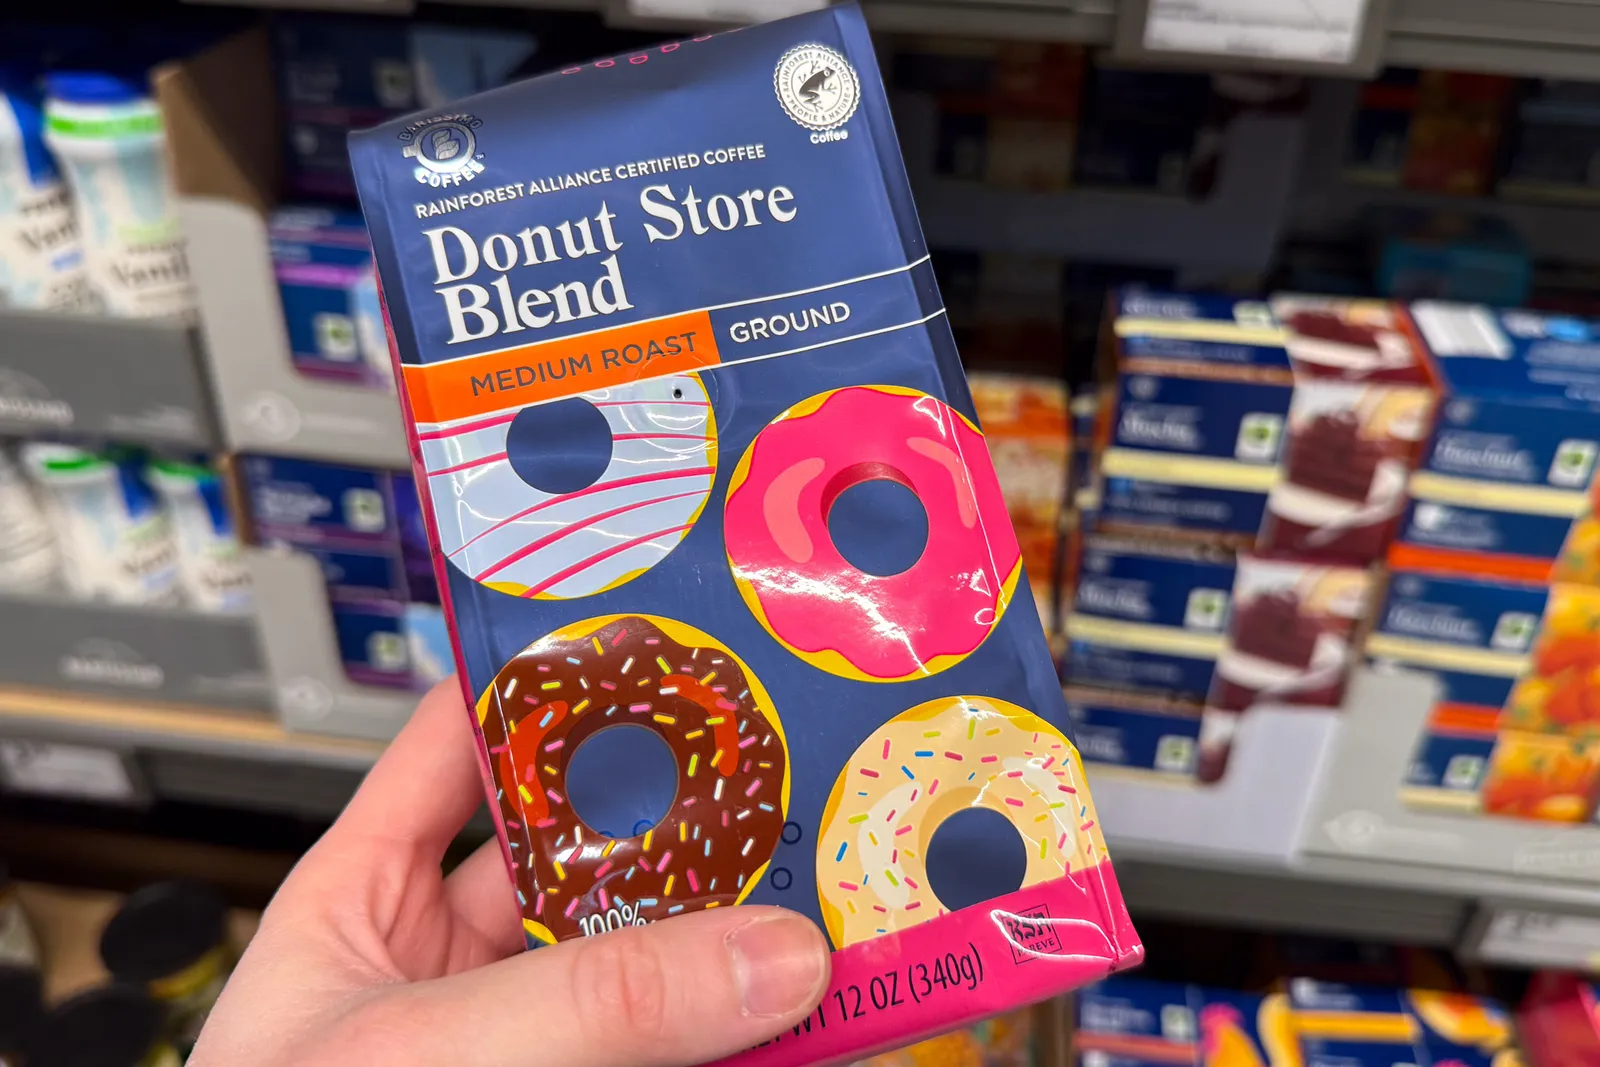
left=399, top=113, right=485, bottom=187
left=774, top=43, right=860, bottom=135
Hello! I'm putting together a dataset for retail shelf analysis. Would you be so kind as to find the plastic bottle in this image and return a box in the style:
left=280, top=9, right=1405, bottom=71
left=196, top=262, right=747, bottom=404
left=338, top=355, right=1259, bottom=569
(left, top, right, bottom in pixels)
left=42, top=73, right=195, bottom=320
left=0, top=447, right=58, bottom=593
left=145, top=458, right=251, bottom=613
left=21, top=443, right=178, bottom=605
left=0, top=68, right=91, bottom=311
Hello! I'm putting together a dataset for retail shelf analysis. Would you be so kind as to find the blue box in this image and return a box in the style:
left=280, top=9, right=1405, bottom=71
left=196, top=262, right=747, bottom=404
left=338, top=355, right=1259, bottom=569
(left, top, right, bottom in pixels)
left=1398, top=302, right=1600, bottom=582
left=332, top=600, right=412, bottom=688
left=239, top=455, right=399, bottom=545
left=1101, top=292, right=1438, bottom=564
left=1065, top=535, right=1235, bottom=700
left=1064, top=687, right=1202, bottom=779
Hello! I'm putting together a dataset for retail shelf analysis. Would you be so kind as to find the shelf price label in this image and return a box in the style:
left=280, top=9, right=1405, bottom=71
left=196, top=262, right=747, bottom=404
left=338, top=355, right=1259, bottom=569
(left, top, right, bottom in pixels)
left=0, top=740, right=139, bottom=804
left=1473, top=908, right=1600, bottom=973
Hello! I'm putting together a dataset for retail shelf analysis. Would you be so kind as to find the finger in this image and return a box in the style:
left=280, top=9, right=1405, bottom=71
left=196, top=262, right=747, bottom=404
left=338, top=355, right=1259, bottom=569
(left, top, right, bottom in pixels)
left=443, top=837, right=525, bottom=958
left=333, top=677, right=488, bottom=858
left=359, top=906, right=829, bottom=1067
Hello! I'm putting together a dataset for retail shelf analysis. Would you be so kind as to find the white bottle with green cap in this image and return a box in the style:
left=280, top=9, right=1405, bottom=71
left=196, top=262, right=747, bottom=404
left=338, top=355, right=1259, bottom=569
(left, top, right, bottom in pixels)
left=42, top=73, right=195, bottom=320
left=145, top=458, right=251, bottom=613
left=0, top=447, right=57, bottom=592
left=21, top=443, right=178, bottom=605
left=0, top=67, right=91, bottom=311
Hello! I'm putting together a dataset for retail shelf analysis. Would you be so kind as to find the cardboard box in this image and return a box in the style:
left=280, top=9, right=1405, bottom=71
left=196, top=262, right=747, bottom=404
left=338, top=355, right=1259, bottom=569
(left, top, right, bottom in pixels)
left=1098, top=291, right=1437, bottom=564
left=1065, top=535, right=1235, bottom=701
left=1371, top=569, right=1600, bottom=821
left=1395, top=302, right=1600, bottom=585
left=1065, top=686, right=1203, bottom=780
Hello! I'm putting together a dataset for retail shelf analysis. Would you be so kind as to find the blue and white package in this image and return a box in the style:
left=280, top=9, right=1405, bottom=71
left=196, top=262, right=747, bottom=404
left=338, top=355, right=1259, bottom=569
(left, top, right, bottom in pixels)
left=1064, top=687, right=1202, bottom=779
left=331, top=598, right=411, bottom=687
left=349, top=7, right=1139, bottom=1062
left=268, top=207, right=393, bottom=385
left=0, top=70, right=90, bottom=311
left=1065, top=535, right=1235, bottom=701
left=1397, top=301, right=1600, bottom=582
left=238, top=455, right=397, bottom=546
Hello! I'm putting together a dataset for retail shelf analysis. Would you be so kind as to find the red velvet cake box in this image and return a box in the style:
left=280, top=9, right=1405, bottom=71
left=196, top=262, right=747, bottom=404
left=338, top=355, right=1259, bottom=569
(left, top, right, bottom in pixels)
left=1198, top=555, right=1379, bottom=782
left=1261, top=296, right=1441, bottom=563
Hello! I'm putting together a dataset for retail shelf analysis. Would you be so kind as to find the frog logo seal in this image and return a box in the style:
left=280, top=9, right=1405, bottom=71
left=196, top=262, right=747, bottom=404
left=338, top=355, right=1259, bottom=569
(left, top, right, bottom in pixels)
left=774, top=44, right=860, bottom=133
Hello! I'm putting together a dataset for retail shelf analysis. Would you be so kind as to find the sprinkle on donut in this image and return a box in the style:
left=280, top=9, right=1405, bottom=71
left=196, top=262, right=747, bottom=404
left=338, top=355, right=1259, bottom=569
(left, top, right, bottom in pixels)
left=476, top=614, right=790, bottom=944
left=815, top=696, right=1108, bottom=949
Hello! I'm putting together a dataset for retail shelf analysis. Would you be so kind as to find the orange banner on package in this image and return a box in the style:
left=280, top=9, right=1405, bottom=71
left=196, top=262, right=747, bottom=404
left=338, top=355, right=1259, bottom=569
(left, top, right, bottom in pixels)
left=403, top=310, right=719, bottom=424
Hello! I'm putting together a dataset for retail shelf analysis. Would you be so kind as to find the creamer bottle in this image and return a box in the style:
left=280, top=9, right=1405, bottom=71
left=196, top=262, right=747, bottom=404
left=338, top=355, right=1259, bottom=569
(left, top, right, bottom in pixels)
left=0, top=68, right=91, bottom=311
left=145, top=458, right=251, bottom=613
left=42, top=73, right=195, bottom=320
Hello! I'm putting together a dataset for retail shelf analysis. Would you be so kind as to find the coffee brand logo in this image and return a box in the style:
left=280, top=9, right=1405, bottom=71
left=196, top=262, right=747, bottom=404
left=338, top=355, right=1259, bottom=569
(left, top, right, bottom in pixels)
left=774, top=44, right=860, bottom=136
left=400, top=113, right=486, bottom=188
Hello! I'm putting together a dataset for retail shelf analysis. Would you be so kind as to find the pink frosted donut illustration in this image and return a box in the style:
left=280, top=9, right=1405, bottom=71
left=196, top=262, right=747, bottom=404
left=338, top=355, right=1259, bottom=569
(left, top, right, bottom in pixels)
left=417, top=374, right=716, bottom=599
left=724, top=384, right=1022, bottom=681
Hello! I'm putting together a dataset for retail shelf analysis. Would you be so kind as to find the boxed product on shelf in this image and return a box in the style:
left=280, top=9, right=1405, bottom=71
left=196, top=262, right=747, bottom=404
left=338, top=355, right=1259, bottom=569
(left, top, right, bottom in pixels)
left=1072, top=977, right=1299, bottom=1066
left=1346, top=68, right=1517, bottom=197
left=1393, top=302, right=1600, bottom=585
left=1098, top=291, right=1438, bottom=565
left=1064, top=535, right=1234, bottom=701
left=1065, top=686, right=1203, bottom=781
left=268, top=205, right=389, bottom=388
left=1292, top=978, right=1514, bottom=1067
left=968, top=373, right=1070, bottom=626
left=1370, top=209, right=1531, bottom=307
left=1199, top=555, right=1376, bottom=783
left=237, top=454, right=439, bottom=688
left=272, top=16, right=540, bottom=199
left=1499, top=81, right=1600, bottom=204
left=1371, top=569, right=1600, bottom=821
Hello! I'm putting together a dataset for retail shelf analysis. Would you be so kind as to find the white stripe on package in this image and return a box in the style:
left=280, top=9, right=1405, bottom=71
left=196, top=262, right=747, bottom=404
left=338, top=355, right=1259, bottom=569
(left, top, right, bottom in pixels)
left=423, top=374, right=713, bottom=599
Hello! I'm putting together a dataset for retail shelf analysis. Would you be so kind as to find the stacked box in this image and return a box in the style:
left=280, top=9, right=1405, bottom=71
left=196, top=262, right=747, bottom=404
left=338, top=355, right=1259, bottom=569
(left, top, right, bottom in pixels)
left=1065, top=535, right=1234, bottom=702
left=1072, top=978, right=1299, bottom=1067
left=1500, top=80, right=1600, bottom=204
left=1395, top=302, right=1600, bottom=585
left=1099, top=291, right=1439, bottom=564
left=237, top=456, right=445, bottom=689
left=1372, top=570, right=1600, bottom=823
left=1292, top=979, right=1514, bottom=1067
left=1065, top=686, right=1203, bottom=780
left=1347, top=69, right=1517, bottom=197
left=268, top=206, right=390, bottom=389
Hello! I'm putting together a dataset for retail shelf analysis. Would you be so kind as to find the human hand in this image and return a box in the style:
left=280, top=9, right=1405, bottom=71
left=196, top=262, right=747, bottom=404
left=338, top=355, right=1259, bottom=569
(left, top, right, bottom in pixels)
left=190, top=678, right=831, bottom=1067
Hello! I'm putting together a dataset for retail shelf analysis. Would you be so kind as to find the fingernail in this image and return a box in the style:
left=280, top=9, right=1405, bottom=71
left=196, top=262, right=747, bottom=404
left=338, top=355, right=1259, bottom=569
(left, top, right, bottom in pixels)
left=727, top=913, right=828, bottom=1018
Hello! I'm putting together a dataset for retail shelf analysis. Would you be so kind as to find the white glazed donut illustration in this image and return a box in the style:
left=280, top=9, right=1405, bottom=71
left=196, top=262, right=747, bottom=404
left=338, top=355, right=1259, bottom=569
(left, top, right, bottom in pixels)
left=416, top=373, right=717, bottom=598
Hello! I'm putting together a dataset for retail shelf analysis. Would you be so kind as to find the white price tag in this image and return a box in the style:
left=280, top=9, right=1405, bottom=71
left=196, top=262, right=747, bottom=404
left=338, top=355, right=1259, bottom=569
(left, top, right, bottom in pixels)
left=626, top=0, right=826, bottom=21
left=1143, top=0, right=1373, bottom=65
left=1476, top=909, right=1600, bottom=972
left=0, top=740, right=137, bottom=803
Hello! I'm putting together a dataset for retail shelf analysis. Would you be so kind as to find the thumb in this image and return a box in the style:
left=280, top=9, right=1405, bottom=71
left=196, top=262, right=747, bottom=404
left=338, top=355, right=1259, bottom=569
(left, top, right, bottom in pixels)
left=354, top=907, right=830, bottom=1067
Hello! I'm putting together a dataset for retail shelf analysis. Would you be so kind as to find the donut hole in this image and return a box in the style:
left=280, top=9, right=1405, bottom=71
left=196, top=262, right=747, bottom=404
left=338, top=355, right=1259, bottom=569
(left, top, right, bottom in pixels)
left=565, top=725, right=678, bottom=839
left=823, top=463, right=928, bottom=577
left=923, top=806, right=1027, bottom=914
left=507, top=397, right=613, bottom=495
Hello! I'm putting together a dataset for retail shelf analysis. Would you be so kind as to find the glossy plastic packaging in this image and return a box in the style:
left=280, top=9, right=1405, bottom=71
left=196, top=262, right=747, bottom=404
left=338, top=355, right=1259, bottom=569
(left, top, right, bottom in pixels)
left=349, top=7, right=1139, bottom=1063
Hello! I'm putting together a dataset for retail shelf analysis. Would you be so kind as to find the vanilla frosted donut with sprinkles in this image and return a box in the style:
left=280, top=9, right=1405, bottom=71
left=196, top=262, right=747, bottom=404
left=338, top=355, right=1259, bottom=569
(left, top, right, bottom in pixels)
left=476, top=613, right=789, bottom=944
left=815, top=696, right=1109, bottom=949
left=419, top=374, right=715, bottom=599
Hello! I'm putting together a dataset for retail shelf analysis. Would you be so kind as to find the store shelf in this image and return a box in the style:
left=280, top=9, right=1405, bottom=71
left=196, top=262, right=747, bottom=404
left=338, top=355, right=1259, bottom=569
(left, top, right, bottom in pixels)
left=1090, top=706, right=1341, bottom=865
left=248, top=549, right=420, bottom=742
left=0, top=587, right=270, bottom=713
left=0, top=308, right=218, bottom=449
left=181, top=197, right=410, bottom=471
left=899, top=98, right=1304, bottom=280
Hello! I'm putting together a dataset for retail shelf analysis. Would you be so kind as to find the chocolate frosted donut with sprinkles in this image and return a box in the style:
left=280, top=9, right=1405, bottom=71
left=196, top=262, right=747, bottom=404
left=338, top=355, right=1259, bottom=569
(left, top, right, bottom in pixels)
left=476, top=613, right=790, bottom=944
